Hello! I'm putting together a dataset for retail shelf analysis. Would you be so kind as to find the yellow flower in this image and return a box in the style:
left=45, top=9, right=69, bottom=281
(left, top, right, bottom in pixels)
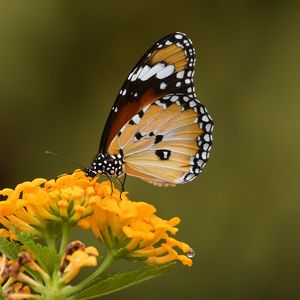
left=0, top=171, right=98, bottom=237
left=81, top=181, right=193, bottom=267
left=0, top=170, right=193, bottom=267
left=62, top=245, right=99, bottom=283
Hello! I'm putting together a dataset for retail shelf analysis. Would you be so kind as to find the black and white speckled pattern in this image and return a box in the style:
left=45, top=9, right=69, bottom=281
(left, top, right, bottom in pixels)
left=86, top=152, right=124, bottom=177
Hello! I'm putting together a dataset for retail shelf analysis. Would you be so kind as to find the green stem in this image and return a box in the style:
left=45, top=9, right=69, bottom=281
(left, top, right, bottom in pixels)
left=62, top=250, right=117, bottom=298
left=59, top=224, right=71, bottom=256
left=86, top=250, right=116, bottom=281
left=45, top=236, right=56, bottom=252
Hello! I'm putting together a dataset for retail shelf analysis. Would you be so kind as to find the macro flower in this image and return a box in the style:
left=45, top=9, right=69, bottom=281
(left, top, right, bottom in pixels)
left=81, top=181, right=193, bottom=267
left=0, top=171, right=98, bottom=238
left=0, top=170, right=194, bottom=299
left=0, top=170, right=192, bottom=266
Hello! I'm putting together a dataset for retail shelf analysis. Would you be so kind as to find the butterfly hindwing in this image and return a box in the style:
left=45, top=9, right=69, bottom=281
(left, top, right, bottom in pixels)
left=99, top=32, right=196, bottom=153
left=108, top=94, right=213, bottom=186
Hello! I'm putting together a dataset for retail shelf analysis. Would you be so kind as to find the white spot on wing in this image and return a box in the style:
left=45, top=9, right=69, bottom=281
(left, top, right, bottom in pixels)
left=205, top=123, right=212, bottom=132
left=156, top=64, right=175, bottom=79
left=202, top=115, right=209, bottom=122
left=176, top=70, right=185, bottom=79
left=197, top=159, right=204, bottom=167
left=204, top=134, right=210, bottom=142
left=202, top=152, right=207, bottom=160
left=132, top=114, right=141, bottom=124
left=184, top=173, right=195, bottom=181
left=176, top=42, right=184, bottom=48
left=143, top=104, right=151, bottom=112
left=138, top=65, right=151, bottom=79
left=140, top=63, right=165, bottom=81
left=160, top=82, right=167, bottom=90
left=155, top=100, right=167, bottom=109
left=131, top=67, right=143, bottom=81
left=189, top=100, right=197, bottom=107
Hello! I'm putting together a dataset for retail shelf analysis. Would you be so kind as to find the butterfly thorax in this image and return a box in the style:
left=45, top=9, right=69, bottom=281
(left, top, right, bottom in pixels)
left=86, top=152, right=124, bottom=178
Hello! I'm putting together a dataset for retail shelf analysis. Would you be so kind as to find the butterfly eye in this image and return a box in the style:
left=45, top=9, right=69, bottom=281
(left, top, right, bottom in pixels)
left=89, top=32, right=213, bottom=187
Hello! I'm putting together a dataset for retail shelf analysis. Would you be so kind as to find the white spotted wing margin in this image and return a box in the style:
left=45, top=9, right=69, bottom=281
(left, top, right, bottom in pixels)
left=108, top=93, right=214, bottom=187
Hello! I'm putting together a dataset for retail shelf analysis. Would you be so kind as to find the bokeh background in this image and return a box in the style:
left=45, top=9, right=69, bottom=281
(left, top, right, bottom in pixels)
left=1, top=1, right=300, bottom=299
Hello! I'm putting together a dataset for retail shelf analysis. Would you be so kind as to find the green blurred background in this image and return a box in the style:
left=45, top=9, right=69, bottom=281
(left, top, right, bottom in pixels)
left=1, top=1, right=300, bottom=299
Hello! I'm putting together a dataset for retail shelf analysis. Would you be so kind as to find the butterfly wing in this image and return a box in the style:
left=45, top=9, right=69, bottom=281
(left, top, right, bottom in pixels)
left=99, top=32, right=196, bottom=153
left=108, top=94, right=213, bottom=186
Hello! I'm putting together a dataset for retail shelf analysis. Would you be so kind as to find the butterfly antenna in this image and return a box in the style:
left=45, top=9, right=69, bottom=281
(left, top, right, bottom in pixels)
left=45, top=150, right=87, bottom=170
left=115, top=174, right=126, bottom=200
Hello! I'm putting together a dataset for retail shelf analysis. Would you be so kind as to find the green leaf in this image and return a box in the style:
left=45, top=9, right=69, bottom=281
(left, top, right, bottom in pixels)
left=0, top=236, right=21, bottom=259
left=71, top=263, right=175, bottom=300
left=15, top=232, right=60, bottom=274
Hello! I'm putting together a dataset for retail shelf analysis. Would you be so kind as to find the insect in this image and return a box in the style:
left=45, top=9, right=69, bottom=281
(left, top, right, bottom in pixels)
left=85, top=32, right=213, bottom=188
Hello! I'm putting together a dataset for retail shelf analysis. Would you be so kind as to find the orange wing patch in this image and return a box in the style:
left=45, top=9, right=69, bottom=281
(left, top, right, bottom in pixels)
left=150, top=44, right=187, bottom=72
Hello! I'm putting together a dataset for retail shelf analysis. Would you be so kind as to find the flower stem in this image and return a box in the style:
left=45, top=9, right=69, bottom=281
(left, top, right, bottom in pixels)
left=59, top=224, right=71, bottom=256
left=45, top=237, right=56, bottom=252
left=86, top=250, right=116, bottom=281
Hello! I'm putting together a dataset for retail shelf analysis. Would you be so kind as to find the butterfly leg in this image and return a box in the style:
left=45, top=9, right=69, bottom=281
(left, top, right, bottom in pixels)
left=115, top=174, right=127, bottom=199
left=120, top=173, right=127, bottom=193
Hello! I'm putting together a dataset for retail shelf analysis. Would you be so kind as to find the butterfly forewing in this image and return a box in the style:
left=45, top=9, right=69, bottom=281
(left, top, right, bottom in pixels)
left=99, top=32, right=196, bottom=153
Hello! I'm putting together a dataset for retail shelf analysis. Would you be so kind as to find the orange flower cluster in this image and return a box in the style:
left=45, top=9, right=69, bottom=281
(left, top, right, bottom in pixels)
left=0, top=172, right=96, bottom=237
left=83, top=183, right=192, bottom=266
left=0, top=171, right=192, bottom=267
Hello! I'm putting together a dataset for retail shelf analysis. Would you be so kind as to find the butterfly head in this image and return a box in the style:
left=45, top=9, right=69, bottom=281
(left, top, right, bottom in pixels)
left=85, top=152, right=124, bottom=178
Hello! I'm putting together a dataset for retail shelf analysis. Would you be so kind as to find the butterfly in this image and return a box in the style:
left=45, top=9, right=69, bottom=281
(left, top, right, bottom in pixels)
left=86, top=32, right=213, bottom=187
